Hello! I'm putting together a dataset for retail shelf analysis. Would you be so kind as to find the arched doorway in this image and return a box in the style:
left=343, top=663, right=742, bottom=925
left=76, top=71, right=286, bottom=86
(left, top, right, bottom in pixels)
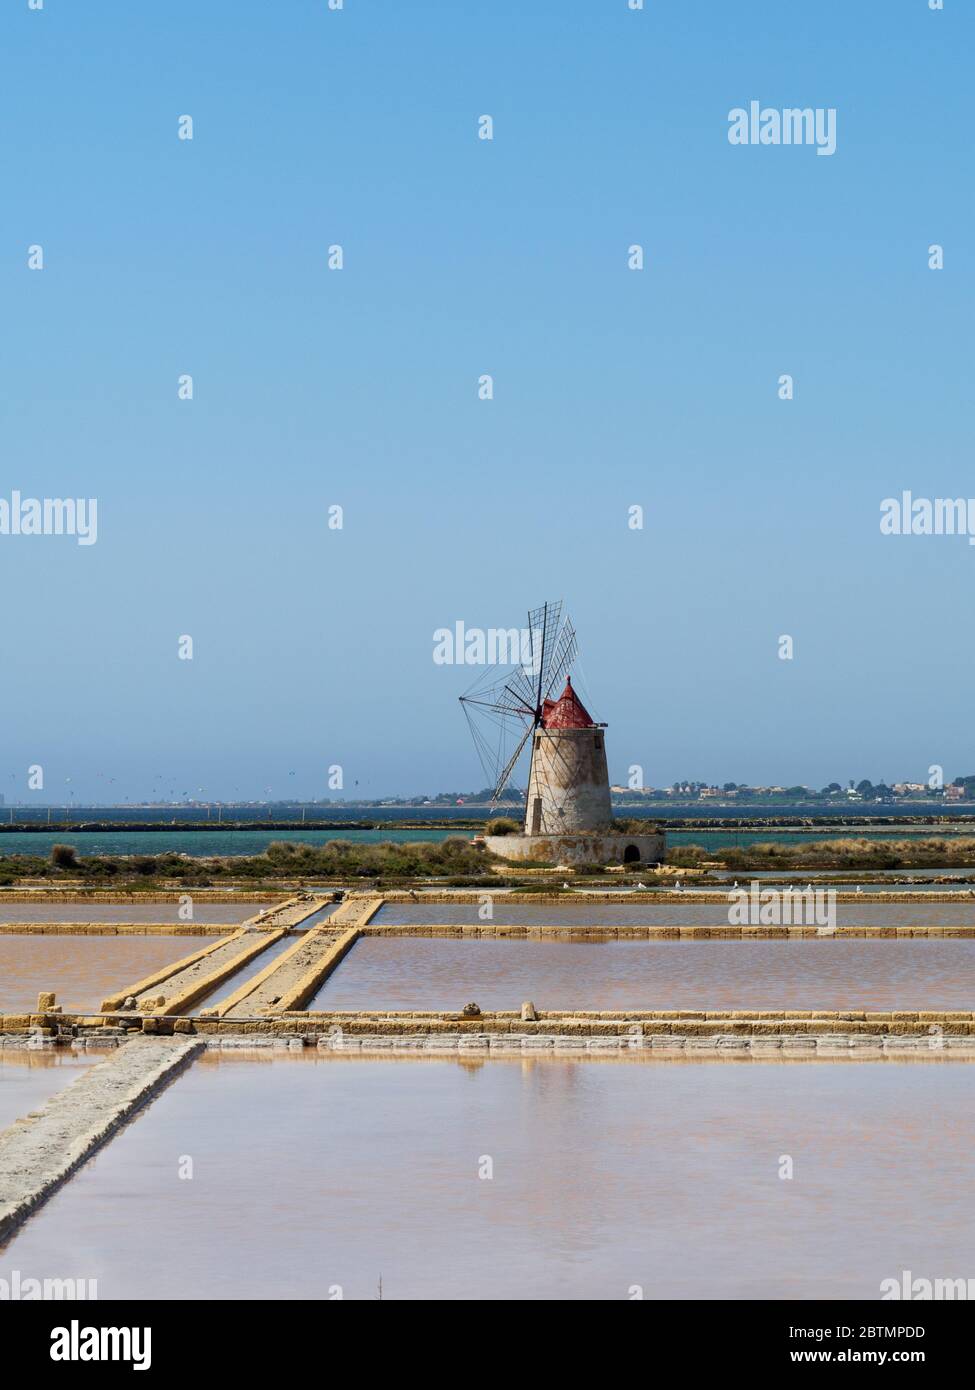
left=623, top=843, right=640, bottom=863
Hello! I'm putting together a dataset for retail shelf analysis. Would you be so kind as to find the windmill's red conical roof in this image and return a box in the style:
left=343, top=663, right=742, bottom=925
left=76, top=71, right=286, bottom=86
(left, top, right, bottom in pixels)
left=540, top=676, right=595, bottom=730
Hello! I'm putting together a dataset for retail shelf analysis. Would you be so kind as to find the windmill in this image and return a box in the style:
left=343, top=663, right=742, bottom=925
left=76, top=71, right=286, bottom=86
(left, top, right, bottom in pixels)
left=459, top=600, right=582, bottom=815
left=460, top=601, right=664, bottom=865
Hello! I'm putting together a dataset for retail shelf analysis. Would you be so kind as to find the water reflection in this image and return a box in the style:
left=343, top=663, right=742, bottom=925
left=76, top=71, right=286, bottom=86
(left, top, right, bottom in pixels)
left=0, top=1051, right=94, bottom=1132
left=312, top=937, right=975, bottom=1013
left=0, top=935, right=203, bottom=1014
left=4, top=1053, right=972, bottom=1299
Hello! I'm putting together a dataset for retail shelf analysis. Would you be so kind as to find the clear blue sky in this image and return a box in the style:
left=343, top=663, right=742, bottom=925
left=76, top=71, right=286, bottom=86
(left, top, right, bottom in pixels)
left=2, top=1, right=972, bottom=802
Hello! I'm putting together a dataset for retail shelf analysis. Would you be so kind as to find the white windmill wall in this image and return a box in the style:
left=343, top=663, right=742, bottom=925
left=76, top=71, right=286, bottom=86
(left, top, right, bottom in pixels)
left=524, top=726, right=613, bottom=834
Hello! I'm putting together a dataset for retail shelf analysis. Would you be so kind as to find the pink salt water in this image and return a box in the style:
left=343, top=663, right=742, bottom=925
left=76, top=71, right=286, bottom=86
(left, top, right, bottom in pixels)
left=0, top=1051, right=94, bottom=1133
left=376, top=902, right=975, bottom=928
left=3, top=1052, right=972, bottom=1299
left=0, top=935, right=205, bottom=1014
left=310, top=937, right=975, bottom=1012
left=0, top=903, right=267, bottom=924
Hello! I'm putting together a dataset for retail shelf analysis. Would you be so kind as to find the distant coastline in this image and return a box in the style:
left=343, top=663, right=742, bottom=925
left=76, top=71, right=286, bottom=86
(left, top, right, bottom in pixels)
left=3, top=808, right=975, bottom=836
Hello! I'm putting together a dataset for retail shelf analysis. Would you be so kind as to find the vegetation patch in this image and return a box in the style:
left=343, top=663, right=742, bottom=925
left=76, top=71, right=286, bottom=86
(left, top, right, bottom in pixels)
left=0, top=836, right=493, bottom=889
left=669, top=837, right=975, bottom=870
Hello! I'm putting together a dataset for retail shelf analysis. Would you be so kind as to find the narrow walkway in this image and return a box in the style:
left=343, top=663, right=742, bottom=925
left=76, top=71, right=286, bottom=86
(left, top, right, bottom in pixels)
left=222, top=899, right=382, bottom=1017
left=0, top=1036, right=203, bottom=1242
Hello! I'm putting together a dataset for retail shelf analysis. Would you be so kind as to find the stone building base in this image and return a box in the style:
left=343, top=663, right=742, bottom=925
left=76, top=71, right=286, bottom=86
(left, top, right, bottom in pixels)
left=484, top=832, right=665, bottom=867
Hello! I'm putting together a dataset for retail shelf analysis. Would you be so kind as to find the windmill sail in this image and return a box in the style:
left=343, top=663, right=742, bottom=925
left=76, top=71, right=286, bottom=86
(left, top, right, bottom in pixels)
left=459, top=600, right=584, bottom=805
left=543, top=615, right=578, bottom=701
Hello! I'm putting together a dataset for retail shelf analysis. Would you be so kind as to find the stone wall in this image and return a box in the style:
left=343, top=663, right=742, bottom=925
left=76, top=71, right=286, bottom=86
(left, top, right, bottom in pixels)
left=484, top=831, right=665, bottom=866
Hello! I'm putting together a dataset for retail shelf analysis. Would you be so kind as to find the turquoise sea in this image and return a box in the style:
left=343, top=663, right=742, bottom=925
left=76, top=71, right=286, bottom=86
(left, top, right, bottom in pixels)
left=0, top=828, right=455, bottom=858
left=1, top=824, right=974, bottom=859
left=1, top=803, right=973, bottom=858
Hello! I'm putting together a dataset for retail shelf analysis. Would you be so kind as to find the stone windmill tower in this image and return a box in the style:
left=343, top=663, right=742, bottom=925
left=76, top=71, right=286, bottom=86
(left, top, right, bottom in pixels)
left=524, top=675, right=612, bottom=834
left=460, top=601, right=664, bottom=866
